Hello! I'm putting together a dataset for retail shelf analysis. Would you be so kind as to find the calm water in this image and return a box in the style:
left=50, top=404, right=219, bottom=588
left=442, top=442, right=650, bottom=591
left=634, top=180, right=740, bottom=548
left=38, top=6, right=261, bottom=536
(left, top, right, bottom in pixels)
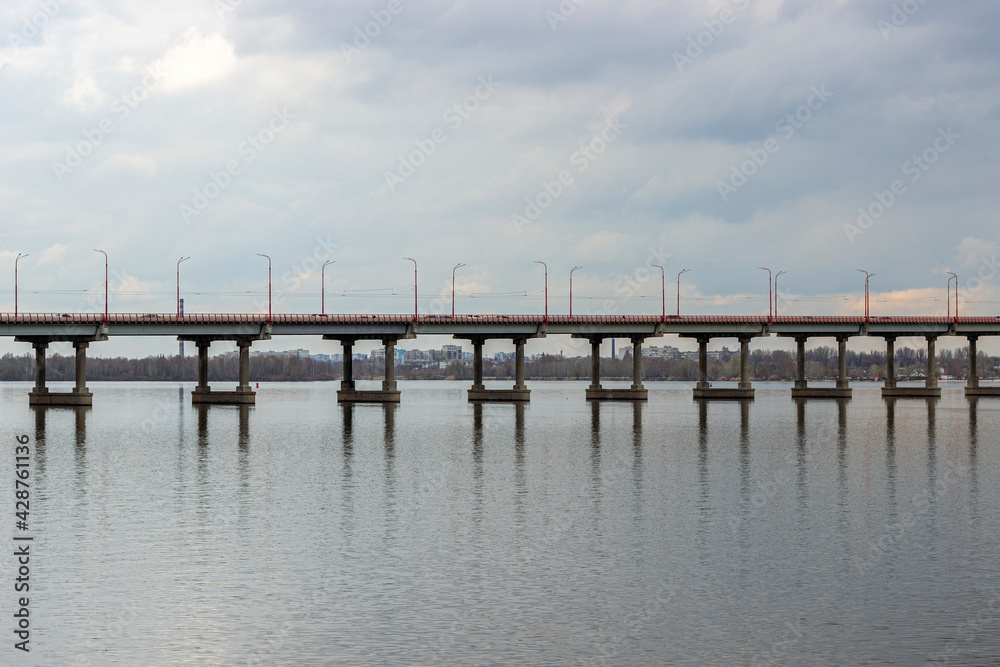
left=1, top=380, right=998, bottom=666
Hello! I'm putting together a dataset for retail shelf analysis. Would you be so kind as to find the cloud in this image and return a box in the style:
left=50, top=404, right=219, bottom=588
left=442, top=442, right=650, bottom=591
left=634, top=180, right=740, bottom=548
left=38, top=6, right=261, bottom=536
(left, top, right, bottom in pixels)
left=151, top=27, right=237, bottom=93
left=36, top=243, right=69, bottom=266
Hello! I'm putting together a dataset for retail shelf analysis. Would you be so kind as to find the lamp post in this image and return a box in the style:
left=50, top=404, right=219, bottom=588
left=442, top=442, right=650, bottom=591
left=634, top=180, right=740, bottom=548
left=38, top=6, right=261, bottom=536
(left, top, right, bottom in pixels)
left=569, top=265, right=582, bottom=317
left=857, top=269, right=875, bottom=324
left=322, top=260, right=334, bottom=315
left=14, top=253, right=28, bottom=317
left=954, top=274, right=959, bottom=321
left=403, top=257, right=417, bottom=321
left=774, top=270, right=787, bottom=317
left=93, top=249, right=108, bottom=323
left=452, top=262, right=466, bottom=318
left=533, top=260, right=548, bottom=323
left=653, top=265, right=665, bottom=323
left=945, top=272, right=956, bottom=319
left=676, top=268, right=689, bottom=317
left=758, top=267, right=772, bottom=323
left=945, top=271, right=958, bottom=322
left=176, top=256, right=190, bottom=317
left=257, top=253, right=271, bottom=323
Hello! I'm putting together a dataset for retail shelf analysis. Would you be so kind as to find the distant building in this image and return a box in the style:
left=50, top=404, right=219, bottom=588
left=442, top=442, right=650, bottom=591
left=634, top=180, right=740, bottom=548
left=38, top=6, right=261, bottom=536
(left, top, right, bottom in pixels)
left=403, top=349, right=434, bottom=367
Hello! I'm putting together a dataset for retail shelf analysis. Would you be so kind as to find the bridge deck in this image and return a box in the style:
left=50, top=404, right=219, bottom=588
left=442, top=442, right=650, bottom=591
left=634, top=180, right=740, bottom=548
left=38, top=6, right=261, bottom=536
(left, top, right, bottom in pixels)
left=0, top=314, right=998, bottom=337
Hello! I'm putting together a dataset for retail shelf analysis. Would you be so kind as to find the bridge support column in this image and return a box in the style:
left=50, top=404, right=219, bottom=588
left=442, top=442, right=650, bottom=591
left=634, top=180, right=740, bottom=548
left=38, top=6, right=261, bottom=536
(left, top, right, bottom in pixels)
left=342, top=341, right=354, bottom=390
left=382, top=339, right=397, bottom=392
left=237, top=340, right=252, bottom=394
left=472, top=340, right=484, bottom=391
left=794, top=337, right=807, bottom=390
left=696, top=338, right=709, bottom=390
left=790, top=335, right=851, bottom=398
left=32, top=343, right=46, bottom=396
left=514, top=338, right=527, bottom=391
left=197, top=341, right=209, bottom=392
left=468, top=337, right=530, bottom=402
left=631, top=338, right=645, bottom=391
left=74, top=342, right=90, bottom=395
left=693, top=336, right=754, bottom=400
left=926, top=336, right=938, bottom=390
left=883, top=335, right=941, bottom=397
left=837, top=336, right=849, bottom=390
left=965, top=336, right=998, bottom=395
left=192, top=339, right=256, bottom=404
left=586, top=337, right=647, bottom=401
left=738, top=337, right=751, bottom=390
left=339, top=338, right=401, bottom=403
left=884, top=337, right=896, bottom=391
left=590, top=339, right=602, bottom=390
left=27, top=341, right=94, bottom=406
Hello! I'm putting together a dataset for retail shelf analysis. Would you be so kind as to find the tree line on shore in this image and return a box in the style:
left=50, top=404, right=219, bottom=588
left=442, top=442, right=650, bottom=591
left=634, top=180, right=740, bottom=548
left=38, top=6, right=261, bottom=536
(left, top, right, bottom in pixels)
left=0, top=345, right=994, bottom=382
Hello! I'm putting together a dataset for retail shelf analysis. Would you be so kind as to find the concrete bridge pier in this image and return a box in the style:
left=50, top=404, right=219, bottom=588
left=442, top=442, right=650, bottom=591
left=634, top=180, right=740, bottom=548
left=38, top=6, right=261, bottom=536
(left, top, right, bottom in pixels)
left=17, top=334, right=106, bottom=406
left=965, top=335, right=1000, bottom=396
left=461, top=335, right=536, bottom=401
left=467, top=336, right=531, bottom=401
left=584, top=337, right=648, bottom=401
left=336, top=337, right=402, bottom=403
left=788, top=335, right=852, bottom=398
left=692, top=336, right=755, bottom=400
left=883, top=335, right=941, bottom=397
left=190, top=338, right=257, bottom=404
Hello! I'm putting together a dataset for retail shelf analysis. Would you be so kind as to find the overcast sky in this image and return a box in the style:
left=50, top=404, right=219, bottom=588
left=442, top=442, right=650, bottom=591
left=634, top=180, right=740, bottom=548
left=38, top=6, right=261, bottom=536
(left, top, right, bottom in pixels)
left=1, top=0, right=998, bottom=358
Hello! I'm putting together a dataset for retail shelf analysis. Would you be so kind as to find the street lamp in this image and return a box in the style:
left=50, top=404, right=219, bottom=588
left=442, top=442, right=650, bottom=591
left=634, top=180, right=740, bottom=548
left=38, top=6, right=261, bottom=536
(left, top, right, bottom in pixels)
left=176, top=256, right=190, bottom=317
left=322, top=260, right=335, bottom=315
left=774, top=270, right=787, bottom=317
left=569, top=265, right=582, bottom=317
left=403, top=257, right=417, bottom=321
left=257, top=253, right=271, bottom=323
left=758, top=267, right=772, bottom=323
left=653, top=265, right=665, bottom=323
left=533, top=260, right=548, bottom=323
left=945, top=271, right=958, bottom=321
left=857, top=269, right=875, bottom=324
left=946, top=272, right=955, bottom=318
left=93, top=249, right=108, bottom=323
left=676, top=268, right=689, bottom=317
left=14, top=253, right=28, bottom=318
left=452, top=262, right=466, bottom=318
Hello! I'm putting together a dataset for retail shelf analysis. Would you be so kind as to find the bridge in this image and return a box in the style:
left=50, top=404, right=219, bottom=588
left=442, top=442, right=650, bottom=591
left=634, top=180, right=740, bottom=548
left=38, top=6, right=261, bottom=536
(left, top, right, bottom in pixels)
left=3, top=312, right=998, bottom=405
